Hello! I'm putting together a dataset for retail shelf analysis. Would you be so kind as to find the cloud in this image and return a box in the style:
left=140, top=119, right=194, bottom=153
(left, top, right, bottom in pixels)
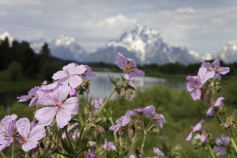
left=0, top=0, right=42, bottom=7
left=176, top=8, right=196, bottom=13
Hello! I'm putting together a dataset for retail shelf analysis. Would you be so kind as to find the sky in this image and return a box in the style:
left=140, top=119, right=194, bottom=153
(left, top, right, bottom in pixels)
left=0, top=0, right=237, bottom=53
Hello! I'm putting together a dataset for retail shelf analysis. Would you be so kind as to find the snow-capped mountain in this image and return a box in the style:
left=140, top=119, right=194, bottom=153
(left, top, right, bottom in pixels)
left=215, top=41, right=237, bottom=63
left=30, top=35, right=87, bottom=62
left=30, top=38, right=45, bottom=54
left=87, top=25, right=200, bottom=65
left=0, top=31, right=14, bottom=46
left=49, top=34, right=87, bottom=62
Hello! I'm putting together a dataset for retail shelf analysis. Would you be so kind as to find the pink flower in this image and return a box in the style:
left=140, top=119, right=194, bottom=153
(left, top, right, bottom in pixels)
left=109, top=115, right=131, bottom=135
left=17, top=87, right=40, bottom=107
left=81, top=65, right=96, bottom=80
left=16, top=118, right=46, bottom=152
left=0, top=114, right=17, bottom=151
left=116, top=52, right=145, bottom=80
left=214, top=134, right=230, bottom=155
left=153, top=114, right=166, bottom=128
left=197, top=67, right=215, bottom=84
left=62, top=123, right=79, bottom=139
left=70, top=88, right=77, bottom=97
left=91, top=97, right=104, bottom=115
left=103, top=138, right=116, bottom=151
left=143, top=105, right=156, bottom=118
left=186, top=76, right=203, bottom=101
left=186, top=119, right=205, bottom=141
left=35, top=84, right=79, bottom=128
left=206, top=97, right=225, bottom=117
left=52, top=63, right=86, bottom=88
left=201, top=59, right=230, bottom=80
left=154, top=147, right=165, bottom=157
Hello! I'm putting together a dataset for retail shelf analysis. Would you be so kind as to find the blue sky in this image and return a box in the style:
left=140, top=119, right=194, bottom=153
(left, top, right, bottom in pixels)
left=0, top=0, right=237, bottom=53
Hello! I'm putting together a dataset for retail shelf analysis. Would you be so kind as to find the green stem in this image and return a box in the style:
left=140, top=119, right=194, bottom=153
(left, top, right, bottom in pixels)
left=109, top=117, right=117, bottom=142
left=208, top=145, right=216, bottom=158
left=79, top=108, right=84, bottom=126
left=141, top=131, right=147, bottom=150
left=65, top=130, right=75, bottom=154
left=231, top=138, right=237, bottom=153
left=95, top=88, right=116, bottom=117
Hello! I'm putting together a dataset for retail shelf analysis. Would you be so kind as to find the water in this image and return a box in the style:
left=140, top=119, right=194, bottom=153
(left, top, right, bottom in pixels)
left=0, top=72, right=186, bottom=108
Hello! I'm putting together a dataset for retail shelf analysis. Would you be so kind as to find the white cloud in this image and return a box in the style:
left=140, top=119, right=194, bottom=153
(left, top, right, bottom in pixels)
left=176, top=8, right=196, bottom=13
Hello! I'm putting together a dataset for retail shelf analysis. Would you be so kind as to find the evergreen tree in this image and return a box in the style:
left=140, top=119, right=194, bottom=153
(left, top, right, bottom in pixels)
left=39, top=43, right=50, bottom=56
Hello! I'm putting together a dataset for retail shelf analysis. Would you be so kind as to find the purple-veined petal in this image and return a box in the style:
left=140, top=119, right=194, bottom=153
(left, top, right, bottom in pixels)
left=56, top=108, right=71, bottom=129
left=35, top=107, right=57, bottom=126
left=22, top=139, right=38, bottom=152
left=63, top=63, right=76, bottom=72
left=186, top=132, right=193, bottom=141
left=52, top=70, right=67, bottom=80
left=125, top=71, right=136, bottom=80
left=16, top=118, right=31, bottom=139
left=61, top=97, right=79, bottom=115
left=29, top=125, right=46, bottom=142
left=68, top=75, right=83, bottom=88
left=73, top=65, right=86, bottom=75
left=133, top=68, right=145, bottom=77
left=17, top=95, right=31, bottom=102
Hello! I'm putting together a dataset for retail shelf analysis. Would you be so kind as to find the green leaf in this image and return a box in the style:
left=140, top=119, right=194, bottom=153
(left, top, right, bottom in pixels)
left=109, top=75, right=117, bottom=86
left=61, top=137, right=73, bottom=155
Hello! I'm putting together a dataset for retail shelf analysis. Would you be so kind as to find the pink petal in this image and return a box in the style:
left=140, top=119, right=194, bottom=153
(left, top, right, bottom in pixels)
left=221, top=134, right=230, bottom=145
left=69, top=75, right=83, bottom=88
left=35, top=107, right=57, bottom=126
left=63, top=63, right=76, bottom=71
left=73, top=65, right=86, bottom=75
left=56, top=108, right=72, bottom=129
left=16, top=118, right=31, bottom=139
left=22, top=139, right=38, bottom=152
left=29, top=125, right=46, bottom=142
left=201, top=62, right=212, bottom=69
left=219, top=147, right=227, bottom=155
left=214, top=97, right=225, bottom=108
left=186, top=132, right=193, bottom=141
left=215, top=138, right=222, bottom=146
left=206, top=107, right=214, bottom=117
left=52, top=70, right=67, bottom=80
left=29, top=96, right=37, bottom=107
left=191, top=88, right=201, bottom=101
left=17, top=95, right=31, bottom=102
left=61, top=97, right=79, bottom=115
left=212, top=59, right=220, bottom=69
left=214, top=146, right=220, bottom=152
left=218, top=67, right=230, bottom=75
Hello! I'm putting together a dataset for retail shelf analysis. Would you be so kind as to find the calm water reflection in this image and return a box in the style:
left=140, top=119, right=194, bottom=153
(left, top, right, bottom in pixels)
left=0, top=72, right=186, bottom=108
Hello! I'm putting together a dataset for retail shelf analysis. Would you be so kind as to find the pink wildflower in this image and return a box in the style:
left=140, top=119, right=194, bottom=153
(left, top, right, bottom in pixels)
left=16, top=118, right=46, bottom=152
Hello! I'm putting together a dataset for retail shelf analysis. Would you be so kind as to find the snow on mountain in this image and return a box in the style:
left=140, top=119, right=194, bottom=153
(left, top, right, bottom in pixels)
left=89, top=25, right=200, bottom=65
left=30, top=38, right=45, bottom=53
left=0, top=31, right=14, bottom=46
left=215, top=41, right=237, bottom=63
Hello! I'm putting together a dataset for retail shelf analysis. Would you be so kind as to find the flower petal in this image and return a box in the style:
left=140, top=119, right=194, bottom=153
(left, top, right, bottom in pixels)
left=22, top=139, right=38, bottom=152
left=16, top=118, right=31, bottom=139
left=69, top=75, right=83, bottom=88
left=35, top=107, right=57, bottom=126
left=29, top=125, right=46, bottom=142
left=52, top=70, right=67, bottom=80
left=56, top=108, right=71, bottom=128
left=218, top=67, right=230, bottom=75
left=61, top=97, right=79, bottom=115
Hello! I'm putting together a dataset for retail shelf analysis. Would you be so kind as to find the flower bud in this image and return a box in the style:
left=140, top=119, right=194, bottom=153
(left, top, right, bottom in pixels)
left=39, top=148, right=45, bottom=157
left=128, top=128, right=134, bottom=139
left=119, top=128, right=124, bottom=136
left=93, top=131, right=99, bottom=140
left=70, top=88, right=77, bottom=97
left=120, top=89, right=126, bottom=97
left=96, top=126, right=105, bottom=135
left=31, top=148, right=38, bottom=158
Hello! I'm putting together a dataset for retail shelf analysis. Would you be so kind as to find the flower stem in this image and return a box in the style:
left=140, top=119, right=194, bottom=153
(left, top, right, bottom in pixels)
left=231, top=138, right=237, bottom=153
left=95, top=88, right=116, bottom=117
left=11, top=140, right=14, bottom=158
left=78, top=108, right=84, bottom=127
left=141, top=130, right=147, bottom=150
left=109, top=117, right=117, bottom=142
left=208, top=145, right=216, bottom=158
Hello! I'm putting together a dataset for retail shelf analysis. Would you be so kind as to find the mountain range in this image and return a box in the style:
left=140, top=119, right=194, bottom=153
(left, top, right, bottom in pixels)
left=1, top=26, right=237, bottom=65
